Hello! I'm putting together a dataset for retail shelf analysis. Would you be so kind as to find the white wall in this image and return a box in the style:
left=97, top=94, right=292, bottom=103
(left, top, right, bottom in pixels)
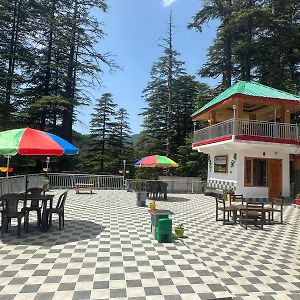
left=206, top=145, right=290, bottom=198
left=207, top=150, right=238, bottom=187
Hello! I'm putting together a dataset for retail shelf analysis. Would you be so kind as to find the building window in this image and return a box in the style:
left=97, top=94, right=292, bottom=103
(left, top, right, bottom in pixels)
left=244, top=158, right=268, bottom=187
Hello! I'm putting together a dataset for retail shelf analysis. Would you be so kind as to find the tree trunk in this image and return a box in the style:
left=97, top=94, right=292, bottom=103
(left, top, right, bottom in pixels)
left=222, top=0, right=232, bottom=88
left=62, top=0, right=78, bottom=141
left=166, top=13, right=173, bottom=156
left=3, top=0, right=22, bottom=129
left=41, top=0, right=56, bottom=131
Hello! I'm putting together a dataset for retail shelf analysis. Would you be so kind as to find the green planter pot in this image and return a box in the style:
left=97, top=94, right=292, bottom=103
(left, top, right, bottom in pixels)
left=174, top=228, right=184, bottom=238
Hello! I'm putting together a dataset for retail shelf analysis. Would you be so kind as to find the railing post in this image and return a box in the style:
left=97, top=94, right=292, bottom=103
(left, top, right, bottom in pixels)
left=232, top=118, right=236, bottom=141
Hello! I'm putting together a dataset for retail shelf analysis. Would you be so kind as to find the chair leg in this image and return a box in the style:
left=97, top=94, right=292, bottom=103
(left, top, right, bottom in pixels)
left=37, top=210, right=42, bottom=227
left=62, top=211, right=64, bottom=228
left=59, top=214, right=62, bottom=231
left=1, top=215, right=6, bottom=236
left=17, top=218, right=21, bottom=237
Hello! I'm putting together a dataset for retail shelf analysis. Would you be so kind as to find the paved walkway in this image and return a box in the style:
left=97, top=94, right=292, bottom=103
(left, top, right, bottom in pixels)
left=0, top=190, right=300, bottom=300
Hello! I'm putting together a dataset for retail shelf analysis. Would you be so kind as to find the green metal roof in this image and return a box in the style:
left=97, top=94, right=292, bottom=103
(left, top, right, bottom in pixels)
left=191, top=81, right=300, bottom=118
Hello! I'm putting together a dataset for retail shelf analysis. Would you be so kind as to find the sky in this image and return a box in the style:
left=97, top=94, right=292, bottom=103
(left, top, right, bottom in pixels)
left=74, top=0, right=218, bottom=135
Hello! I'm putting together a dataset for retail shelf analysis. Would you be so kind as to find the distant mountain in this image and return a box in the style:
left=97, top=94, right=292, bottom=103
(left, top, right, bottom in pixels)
left=128, top=134, right=140, bottom=145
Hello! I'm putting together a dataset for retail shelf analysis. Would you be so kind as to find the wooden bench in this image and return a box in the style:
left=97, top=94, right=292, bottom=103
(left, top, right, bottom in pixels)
left=75, top=183, right=94, bottom=194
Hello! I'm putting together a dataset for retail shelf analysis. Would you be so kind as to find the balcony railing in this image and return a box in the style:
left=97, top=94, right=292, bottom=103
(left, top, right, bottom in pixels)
left=193, top=118, right=300, bottom=145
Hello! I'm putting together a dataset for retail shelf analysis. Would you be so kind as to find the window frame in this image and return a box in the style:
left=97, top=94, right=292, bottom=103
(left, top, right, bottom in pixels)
left=244, top=157, right=268, bottom=187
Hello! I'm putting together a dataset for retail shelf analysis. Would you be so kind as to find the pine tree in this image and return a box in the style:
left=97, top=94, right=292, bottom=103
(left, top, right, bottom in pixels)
left=111, top=108, right=132, bottom=171
left=189, top=0, right=234, bottom=88
left=141, top=13, right=186, bottom=156
left=89, top=93, right=117, bottom=172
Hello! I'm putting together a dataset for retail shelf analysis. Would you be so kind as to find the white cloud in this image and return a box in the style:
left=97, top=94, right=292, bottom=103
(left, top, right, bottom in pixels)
left=162, top=0, right=177, bottom=7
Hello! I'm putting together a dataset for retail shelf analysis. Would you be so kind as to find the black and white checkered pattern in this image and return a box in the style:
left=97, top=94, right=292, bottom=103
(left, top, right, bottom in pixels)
left=207, top=179, right=236, bottom=192
left=0, top=190, right=299, bottom=299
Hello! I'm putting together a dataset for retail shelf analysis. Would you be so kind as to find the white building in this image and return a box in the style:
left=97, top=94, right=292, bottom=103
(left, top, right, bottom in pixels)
left=191, top=81, right=300, bottom=201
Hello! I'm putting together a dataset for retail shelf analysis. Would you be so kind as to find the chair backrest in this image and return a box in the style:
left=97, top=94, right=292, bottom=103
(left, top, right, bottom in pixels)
left=272, top=197, right=283, bottom=209
left=27, top=187, right=43, bottom=195
left=246, top=202, right=264, bottom=212
left=56, top=191, right=68, bottom=210
left=157, top=181, right=167, bottom=193
left=230, top=194, right=244, bottom=205
left=215, top=195, right=226, bottom=207
left=1, top=193, right=25, bottom=216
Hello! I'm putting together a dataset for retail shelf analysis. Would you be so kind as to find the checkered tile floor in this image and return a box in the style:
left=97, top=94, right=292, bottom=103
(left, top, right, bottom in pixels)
left=0, top=190, right=300, bottom=299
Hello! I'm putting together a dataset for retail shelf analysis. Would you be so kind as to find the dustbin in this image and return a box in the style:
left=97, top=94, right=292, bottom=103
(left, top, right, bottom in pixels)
left=136, top=191, right=147, bottom=207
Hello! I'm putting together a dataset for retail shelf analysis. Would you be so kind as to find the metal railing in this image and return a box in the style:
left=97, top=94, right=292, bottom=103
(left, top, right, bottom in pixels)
left=48, top=173, right=124, bottom=190
left=0, top=173, right=204, bottom=195
left=0, top=174, right=44, bottom=195
left=193, top=118, right=300, bottom=144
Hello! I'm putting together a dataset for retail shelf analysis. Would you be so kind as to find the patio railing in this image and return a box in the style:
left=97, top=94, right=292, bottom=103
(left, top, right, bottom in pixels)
left=0, top=173, right=204, bottom=195
left=0, top=174, right=44, bottom=195
left=193, top=118, right=300, bottom=144
left=48, top=173, right=124, bottom=190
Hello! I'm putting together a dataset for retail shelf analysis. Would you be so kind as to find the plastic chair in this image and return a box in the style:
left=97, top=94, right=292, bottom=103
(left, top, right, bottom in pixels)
left=46, top=191, right=67, bottom=230
left=1, top=193, right=29, bottom=237
left=26, top=187, right=44, bottom=227
left=155, top=218, right=172, bottom=243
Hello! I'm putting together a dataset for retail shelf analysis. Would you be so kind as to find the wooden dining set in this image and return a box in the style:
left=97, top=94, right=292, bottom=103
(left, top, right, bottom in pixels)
left=215, top=194, right=284, bottom=230
left=0, top=187, right=67, bottom=237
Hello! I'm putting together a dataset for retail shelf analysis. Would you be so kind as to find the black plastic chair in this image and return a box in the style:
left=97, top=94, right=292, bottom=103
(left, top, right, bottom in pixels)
left=25, top=187, right=44, bottom=227
left=46, top=191, right=67, bottom=230
left=1, top=193, right=29, bottom=237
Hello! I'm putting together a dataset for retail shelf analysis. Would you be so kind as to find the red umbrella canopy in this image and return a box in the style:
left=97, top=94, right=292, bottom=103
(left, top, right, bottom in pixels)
left=134, top=155, right=178, bottom=168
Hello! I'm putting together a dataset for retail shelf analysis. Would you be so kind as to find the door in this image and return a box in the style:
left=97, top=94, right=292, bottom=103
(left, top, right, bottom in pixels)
left=268, top=159, right=282, bottom=199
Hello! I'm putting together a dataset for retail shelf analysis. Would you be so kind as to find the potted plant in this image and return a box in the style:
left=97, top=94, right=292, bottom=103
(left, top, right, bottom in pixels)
left=295, top=193, right=300, bottom=205
left=149, top=201, right=156, bottom=210
left=43, top=175, right=50, bottom=192
left=174, top=224, right=184, bottom=238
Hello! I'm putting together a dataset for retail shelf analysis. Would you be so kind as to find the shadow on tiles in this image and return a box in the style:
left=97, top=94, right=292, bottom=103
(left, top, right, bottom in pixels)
left=0, top=219, right=105, bottom=247
left=165, top=196, right=190, bottom=203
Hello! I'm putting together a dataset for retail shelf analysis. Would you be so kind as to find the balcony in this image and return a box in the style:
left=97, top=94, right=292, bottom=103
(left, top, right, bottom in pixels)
left=193, top=118, right=300, bottom=147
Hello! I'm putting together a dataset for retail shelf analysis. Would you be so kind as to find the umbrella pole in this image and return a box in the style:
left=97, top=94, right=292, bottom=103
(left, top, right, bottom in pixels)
left=5, top=155, right=10, bottom=178
left=25, top=156, right=29, bottom=196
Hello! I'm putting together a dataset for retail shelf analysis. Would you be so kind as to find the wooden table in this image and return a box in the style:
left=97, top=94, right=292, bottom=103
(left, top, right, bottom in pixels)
left=230, top=204, right=270, bottom=224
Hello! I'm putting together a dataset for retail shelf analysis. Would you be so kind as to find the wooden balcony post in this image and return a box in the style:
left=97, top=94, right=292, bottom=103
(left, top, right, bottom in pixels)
left=236, top=98, right=243, bottom=119
left=211, top=110, right=216, bottom=124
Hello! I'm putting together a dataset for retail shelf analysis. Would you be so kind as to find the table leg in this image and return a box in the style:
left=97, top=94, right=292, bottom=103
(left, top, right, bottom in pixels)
left=40, top=202, right=48, bottom=233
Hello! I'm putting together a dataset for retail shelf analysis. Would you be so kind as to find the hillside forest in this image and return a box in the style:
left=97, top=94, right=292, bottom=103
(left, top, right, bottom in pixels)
left=0, top=0, right=299, bottom=179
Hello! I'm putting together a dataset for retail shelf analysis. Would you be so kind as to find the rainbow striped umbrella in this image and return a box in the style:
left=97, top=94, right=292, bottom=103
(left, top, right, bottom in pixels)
left=0, top=128, right=79, bottom=190
left=0, top=128, right=78, bottom=156
left=134, top=155, right=178, bottom=168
